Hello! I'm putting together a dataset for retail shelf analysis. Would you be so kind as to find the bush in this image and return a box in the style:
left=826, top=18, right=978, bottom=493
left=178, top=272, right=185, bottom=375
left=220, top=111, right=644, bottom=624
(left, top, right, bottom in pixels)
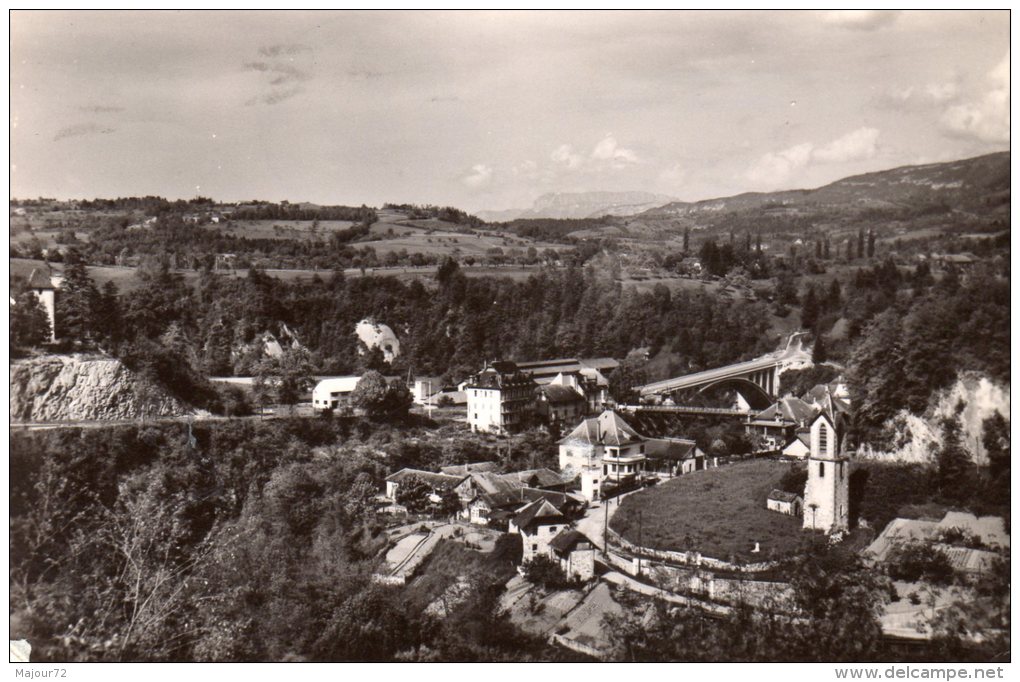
left=887, top=541, right=955, bottom=585
left=522, top=554, right=572, bottom=590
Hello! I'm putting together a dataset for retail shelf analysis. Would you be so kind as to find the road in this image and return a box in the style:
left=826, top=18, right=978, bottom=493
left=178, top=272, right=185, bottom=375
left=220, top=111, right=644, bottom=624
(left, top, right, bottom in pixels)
left=574, top=492, right=637, bottom=551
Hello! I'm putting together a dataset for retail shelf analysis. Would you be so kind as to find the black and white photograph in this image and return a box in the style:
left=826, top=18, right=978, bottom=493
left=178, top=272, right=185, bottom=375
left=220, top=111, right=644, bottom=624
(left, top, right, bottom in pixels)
left=8, top=9, right=1011, bottom=671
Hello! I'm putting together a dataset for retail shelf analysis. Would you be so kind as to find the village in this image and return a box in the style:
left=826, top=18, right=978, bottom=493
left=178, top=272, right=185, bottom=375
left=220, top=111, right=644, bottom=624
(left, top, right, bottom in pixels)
left=298, top=350, right=1010, bottom=659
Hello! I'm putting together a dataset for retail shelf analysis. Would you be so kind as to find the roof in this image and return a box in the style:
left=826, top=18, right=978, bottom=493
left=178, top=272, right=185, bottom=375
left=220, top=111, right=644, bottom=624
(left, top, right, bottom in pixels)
left=27, top=268, right=56, bottom=290
left=549, top=529, right=591, bottom=554
left=313, top=376, right=361, bottom=394
left=646, top=438, right=701, bottom=460
left=753, top=397, right=817, bottom=426
left=499, top=468, right=566, bottom=489
left=512, top=498, right=566, bottom=530
left=538, top=384, right=585, bottom=404
left=937, top=512, right=1010, bottom=549
left=469, top=468, right=566, bottom=495
left=384, top=468, right=467, bottom=489
left=865, top=518, right=942, bottom=563
left=558, top=410, right=644, bottom=447
left=579, top=358, right=619, bottom=372
left=465, top=361, right=537, bottom=390
left=440, top=461, right=499, bottom=476
left=474, top=487, right=582, bottom=513
left=768, top=489, right=802, bottom=504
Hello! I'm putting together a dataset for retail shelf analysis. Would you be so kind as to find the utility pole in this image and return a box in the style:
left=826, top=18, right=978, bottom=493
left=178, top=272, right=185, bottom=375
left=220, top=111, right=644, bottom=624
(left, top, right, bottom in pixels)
left=603, top=497, right=609, bottom=554
left=637, top=510, right=643, bottom=578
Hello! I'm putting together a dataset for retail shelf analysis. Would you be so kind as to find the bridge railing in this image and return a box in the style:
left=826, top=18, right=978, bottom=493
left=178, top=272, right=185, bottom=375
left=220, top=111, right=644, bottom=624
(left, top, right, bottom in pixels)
left=618, top=404, right=755, bottom=416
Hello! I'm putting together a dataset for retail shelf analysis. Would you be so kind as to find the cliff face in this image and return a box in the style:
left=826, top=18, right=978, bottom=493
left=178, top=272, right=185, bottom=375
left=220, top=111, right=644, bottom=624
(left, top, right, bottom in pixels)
left=858, top=371, right=1010, bottom=465
left=10, top=355, right=195, bottom=422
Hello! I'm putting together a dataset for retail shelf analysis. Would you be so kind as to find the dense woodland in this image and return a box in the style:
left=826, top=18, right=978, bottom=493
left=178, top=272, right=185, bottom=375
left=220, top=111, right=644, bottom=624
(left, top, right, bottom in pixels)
left=9, top=418, right=572, bottom=662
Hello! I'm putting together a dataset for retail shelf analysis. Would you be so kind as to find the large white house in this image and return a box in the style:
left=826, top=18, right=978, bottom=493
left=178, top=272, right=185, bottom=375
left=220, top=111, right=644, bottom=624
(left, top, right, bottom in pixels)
left=312, top=376, right=361, bottom=410
left=558, top=410, right=649, bottom=501
left=465, top=361, right=537, bottom=434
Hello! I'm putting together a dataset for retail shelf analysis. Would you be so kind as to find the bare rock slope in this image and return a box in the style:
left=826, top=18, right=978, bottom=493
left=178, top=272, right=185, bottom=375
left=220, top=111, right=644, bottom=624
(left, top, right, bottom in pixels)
left=10, top=354, right=195, bottom=422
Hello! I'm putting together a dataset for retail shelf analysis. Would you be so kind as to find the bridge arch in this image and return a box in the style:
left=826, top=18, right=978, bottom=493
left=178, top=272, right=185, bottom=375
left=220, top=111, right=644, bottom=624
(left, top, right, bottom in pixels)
left=695, top=378, right=774, bottom=411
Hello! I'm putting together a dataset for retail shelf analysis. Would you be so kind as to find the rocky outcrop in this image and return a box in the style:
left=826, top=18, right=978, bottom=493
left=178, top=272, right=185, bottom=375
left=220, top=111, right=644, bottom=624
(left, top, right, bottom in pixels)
left=10, top=354, right=195, bottom=422
left=356, top=319, right=400, bottom=362
left=858, top=372, right=1009, bottom=465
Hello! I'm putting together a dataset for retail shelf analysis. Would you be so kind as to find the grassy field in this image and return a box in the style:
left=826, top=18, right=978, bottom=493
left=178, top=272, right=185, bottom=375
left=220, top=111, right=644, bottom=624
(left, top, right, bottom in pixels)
left=213, top=219, right=356, bottom=241
left=10, top=258, right=553, bottom=292
left=611, top=459, right=811, bottom=563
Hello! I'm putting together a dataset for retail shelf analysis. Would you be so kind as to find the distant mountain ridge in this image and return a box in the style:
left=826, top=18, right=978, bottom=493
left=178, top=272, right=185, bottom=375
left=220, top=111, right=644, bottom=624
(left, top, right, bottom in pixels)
left=478, top=191, right=676, bottom=222
left=641, top=152, right=1009, bottom=220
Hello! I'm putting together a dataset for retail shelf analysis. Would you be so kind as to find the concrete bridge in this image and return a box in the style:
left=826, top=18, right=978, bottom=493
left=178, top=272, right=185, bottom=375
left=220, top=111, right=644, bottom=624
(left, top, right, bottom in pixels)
left=636, top=333, right=811, bottom=410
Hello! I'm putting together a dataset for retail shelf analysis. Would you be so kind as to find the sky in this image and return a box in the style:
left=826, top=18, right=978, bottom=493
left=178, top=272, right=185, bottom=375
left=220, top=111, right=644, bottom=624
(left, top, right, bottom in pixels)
left=10, top=10, right=1011, bottom=212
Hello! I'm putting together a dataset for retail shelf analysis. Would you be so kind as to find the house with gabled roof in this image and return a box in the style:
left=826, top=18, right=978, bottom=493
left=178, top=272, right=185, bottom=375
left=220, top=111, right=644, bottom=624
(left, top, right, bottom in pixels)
left=511, top=498, right=569, bottom=563
left=767, top=489, right=803, bottom=516
left=558, top=410, right=648, bottom=497
left=748, top=396, right=818, bottom=451
left=549, top=529, right=596, bottom=581
left=384, top=468, right=467, bottom=503
left=645, top=437, right=706, bottom=476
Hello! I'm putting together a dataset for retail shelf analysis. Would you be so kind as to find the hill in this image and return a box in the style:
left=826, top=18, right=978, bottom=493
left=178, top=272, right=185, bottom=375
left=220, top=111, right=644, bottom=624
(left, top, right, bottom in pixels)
left=626, top=152, right=1009, bottom=244
left=478, top=191, right=676, bottom=222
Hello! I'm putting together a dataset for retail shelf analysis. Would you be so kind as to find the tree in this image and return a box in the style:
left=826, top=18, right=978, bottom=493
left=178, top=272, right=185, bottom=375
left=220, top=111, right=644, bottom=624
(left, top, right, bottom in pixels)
left=683, top=228, right=690, bottom=252
left=982, top=412, right=1009, bottom=499
left=54, top=255, right=100, bottom=344
left=351, top=370, right=412, bottom=421
left=867, top=229, right=876, bottom=258
left=936, top=403, right=972, bottom=503
left=394, top=475, right=433, bottom=514
left=275, top=348, right=315, bottom=414
left=812, top=328, right=827, bottom=364
left=522, top=554, right=571, bottom=589
left=11, top=291, right=51, bottom=348
left=251, top=362, right=274, bottom=418
left=800, top=285, right=819, bottom=330
left=857, top=228, right=865, bottom=261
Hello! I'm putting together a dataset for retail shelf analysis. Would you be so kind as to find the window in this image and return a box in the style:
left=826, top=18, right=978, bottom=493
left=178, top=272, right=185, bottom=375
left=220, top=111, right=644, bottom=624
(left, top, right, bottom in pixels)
left=532, top=544, right=538, bottom=552
left=819, top=462, right=825, bottom=477
left=818, top=423, right=828, bottom=455
left=548, top=526, right=557, bottom=533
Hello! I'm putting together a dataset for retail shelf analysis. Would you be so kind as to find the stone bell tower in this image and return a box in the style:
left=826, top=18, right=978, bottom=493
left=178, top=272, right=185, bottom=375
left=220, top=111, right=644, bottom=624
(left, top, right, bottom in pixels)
left=803, top=410, right=849, bottom=533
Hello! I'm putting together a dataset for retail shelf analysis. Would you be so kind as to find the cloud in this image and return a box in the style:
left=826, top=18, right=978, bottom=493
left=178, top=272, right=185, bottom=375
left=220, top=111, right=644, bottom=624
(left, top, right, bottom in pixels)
left=823, top=10, right=899, bottom=30
left=462, top=164, right=493, bottom=188
left=243, top=61, right=310, bottom=85
left=258, top=44, right=310, bottom=58
left=246, top=87, right=303, bottom=106
left=78, top=104, right=124, bottom=114
left=551, top=144, right=584, bottom=170
left=54, top=122, right=115, bottom=141
left=746, top=127, right=881, bottom=187
left=591, top=134, right=639, bottom=167
left=813, top=127, right=880, bottom=163
left=512, top=160, right=539, bottom=178
left=746, top=142, right=814, bottom=186
left=243, top=46, right=314, bottom=106
left=879, top=81, right=960, bottom=110
left=657, top=162, right=687, bottom=189
left=429, top=94, right=459, bottom=103
left=348, top=68, right=384, bottom=81
left=942, top=52, right=1010, bottom=144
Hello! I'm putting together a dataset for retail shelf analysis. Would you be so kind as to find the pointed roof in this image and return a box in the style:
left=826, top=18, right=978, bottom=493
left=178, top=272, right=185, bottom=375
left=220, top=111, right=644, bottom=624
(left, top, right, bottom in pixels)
left=754, top=396, right=817, bottom=426
left=27, top=268, right=56, bottom=290
left=549, top=529, right=591, bottom=554
left=512, top=498, right=566, bottom=531
left=558, top=409, right=643, bottom=447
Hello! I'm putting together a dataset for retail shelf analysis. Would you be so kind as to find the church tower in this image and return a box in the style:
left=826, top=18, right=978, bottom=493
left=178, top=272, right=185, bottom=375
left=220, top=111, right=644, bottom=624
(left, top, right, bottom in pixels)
left=802, top=410, right=849, bottom=533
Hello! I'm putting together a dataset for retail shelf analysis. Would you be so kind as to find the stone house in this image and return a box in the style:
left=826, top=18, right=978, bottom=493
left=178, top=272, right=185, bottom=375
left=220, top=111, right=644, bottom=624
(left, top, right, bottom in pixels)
left=766, top=489, right=803, bottom=516
left=511, top=498, right=569, bottom=563
left=549, top=529, right=596, bottom=581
